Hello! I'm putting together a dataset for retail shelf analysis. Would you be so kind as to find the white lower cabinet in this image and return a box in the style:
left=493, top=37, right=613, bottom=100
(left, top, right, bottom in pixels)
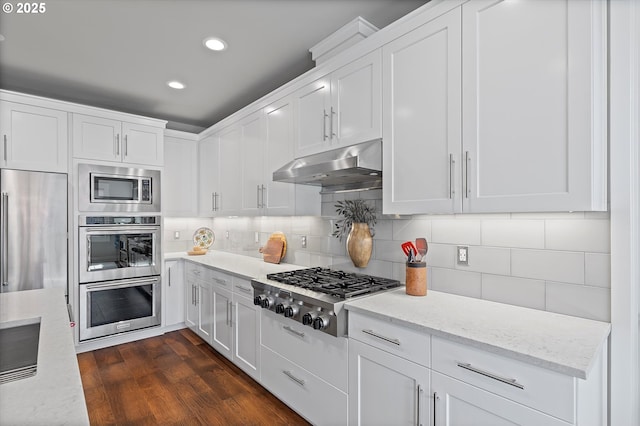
left=232, top=279, right=260, bottom=381
left=164, top=260, right=185, bottom=328
left=260, top=309, right=348, bottom=425
left=184, top=263, right=212, bottom=343
left=432, top=371, right=570, bottom=426
left=349, top=338, right=431, bottom=426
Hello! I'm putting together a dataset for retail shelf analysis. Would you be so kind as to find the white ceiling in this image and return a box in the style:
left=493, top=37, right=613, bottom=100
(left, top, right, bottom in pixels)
left=0, top=0, right=428, bottom=133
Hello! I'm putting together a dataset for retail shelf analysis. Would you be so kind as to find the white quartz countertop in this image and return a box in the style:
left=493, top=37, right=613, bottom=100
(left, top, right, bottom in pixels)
left=165, top=250, right=306, bottom=279
left=0, top=288, right=90, bottom=425
left=346, top=289, right=611, bottom=380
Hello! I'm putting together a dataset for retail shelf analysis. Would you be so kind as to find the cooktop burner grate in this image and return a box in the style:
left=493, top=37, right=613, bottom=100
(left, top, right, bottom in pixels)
left=266, top=267, right=401, bottom=299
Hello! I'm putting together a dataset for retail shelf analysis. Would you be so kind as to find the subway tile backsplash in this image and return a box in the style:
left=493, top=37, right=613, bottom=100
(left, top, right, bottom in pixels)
left=164, top=190, right=611, bottom=322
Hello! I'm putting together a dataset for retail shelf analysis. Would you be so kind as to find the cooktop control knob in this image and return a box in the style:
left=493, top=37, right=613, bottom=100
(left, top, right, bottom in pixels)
left=253, top=295, right=265, bottom=306
left=260, top=296, right=274, bottom=309
left=302, top=311, right=317, bottom=326
left=284, top=304, right=299, bottom=318
left=313, top=315, right=330, bottom=330
left=275, top=303, right=286, bottom=314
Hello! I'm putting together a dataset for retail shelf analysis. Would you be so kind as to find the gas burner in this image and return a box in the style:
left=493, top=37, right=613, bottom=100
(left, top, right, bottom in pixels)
left=266, top=267, right=401, bottom=299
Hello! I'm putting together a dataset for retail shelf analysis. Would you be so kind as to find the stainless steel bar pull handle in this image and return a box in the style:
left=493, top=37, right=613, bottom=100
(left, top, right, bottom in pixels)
left=124, top=135, right=128, bottom=156
left=261, top=184, right=266, bottom=208
left=1, top=192, right=8, bottom=287
left=283, top=370, right=305, bottom=387
left=168, top=267, right=171, bottom=287
left=465, top=151, right=471, bottom=198
left=283, top=325, right=305, bottom=338
left=116, top=134, right=120, bottom=156
left=257, top=185, right=261, bottom=208
left=433, top=392, right=439, bottom=426
left=362, top=329, right=400, bottom=346
left=449, top=153, right=455, bottom=198
left=416, top=385, right=424, bottom=426
left=323, top=109, right=328, bottom=140
left=330, top=107, right=336, bottom=138
left=3, top=135, right=7, bottom=161
left=457, top=362, right=525, bottom=390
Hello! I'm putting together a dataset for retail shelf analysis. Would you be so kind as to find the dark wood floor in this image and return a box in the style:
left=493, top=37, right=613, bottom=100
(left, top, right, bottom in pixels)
left=77, top=328, right=310, bottom=425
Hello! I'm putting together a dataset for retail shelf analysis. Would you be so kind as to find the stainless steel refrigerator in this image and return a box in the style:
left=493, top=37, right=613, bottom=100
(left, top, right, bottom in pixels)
left=0, top=169, right=67, bottom=295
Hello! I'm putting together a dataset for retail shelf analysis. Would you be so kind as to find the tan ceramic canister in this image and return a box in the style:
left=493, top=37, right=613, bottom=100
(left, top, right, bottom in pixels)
left=405, top=262, right=427, bottom=296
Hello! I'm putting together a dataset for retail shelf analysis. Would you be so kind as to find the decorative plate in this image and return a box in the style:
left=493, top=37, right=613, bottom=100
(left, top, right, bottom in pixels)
left=193, top=227, right=215, bottom=248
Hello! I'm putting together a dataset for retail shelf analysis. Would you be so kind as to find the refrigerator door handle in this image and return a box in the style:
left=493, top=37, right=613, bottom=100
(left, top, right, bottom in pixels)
left=1, top=192, right=8, bottom=288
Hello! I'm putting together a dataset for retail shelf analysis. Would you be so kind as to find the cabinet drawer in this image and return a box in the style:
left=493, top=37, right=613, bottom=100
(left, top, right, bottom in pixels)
left=261, top=310, right=348, bottom=392
left=260, top=346, right=347, bottom=426
left=432, top=336, right=575, bottom=423
left=232, top=277, right=254, bottom=298
left=348, top=312, right=430, bottom=367
left=211, top=270, right=233, bottom=290
left=185, top=262, right=209, bottom=281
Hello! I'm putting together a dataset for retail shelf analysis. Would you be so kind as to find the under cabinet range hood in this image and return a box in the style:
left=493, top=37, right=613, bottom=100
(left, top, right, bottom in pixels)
left=273, top=140, right=382, bottom=193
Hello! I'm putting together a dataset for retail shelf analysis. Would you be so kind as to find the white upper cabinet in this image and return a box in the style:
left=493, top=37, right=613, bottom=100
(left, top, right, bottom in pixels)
left=73, top=113, right=164, bottom=166
left=241, top=111, right=266, bottom=215
left=462, top=0, right=606, bottom=212
left=217, top=124, right=243, bottom=215
left=0, top=100, right=68, bottom=173
left=164, top=132, right=198, bottom=216
left=382, top=8, right=462, bottom=215
left=294, top=50, right=381, bottom=157
left=263, top=96, right=296, bottom=215
left=383, top=0, right=606, bottom=215
left=198, top=134, right=220, bottom=217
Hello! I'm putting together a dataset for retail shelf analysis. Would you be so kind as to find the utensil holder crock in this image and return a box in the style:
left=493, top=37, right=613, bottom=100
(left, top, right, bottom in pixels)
left=405, top=262, right=427, bottom=296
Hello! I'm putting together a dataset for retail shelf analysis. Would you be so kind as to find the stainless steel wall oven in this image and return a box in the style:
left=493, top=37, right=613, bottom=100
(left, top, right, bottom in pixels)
left=78, top=215, right=162, bottom=341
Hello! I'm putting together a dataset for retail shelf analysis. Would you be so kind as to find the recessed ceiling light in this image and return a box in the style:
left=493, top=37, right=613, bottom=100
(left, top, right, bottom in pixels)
left=203, top=37, right=227, bottom=51
left=167, top=81, right=186, bottom=90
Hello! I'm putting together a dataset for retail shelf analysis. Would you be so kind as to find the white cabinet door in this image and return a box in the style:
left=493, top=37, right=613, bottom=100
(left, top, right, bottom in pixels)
left=0, top=101, right=68, bottom=173
left=73, top=113, right=165, bottom=166
left=263, top=95, right=296, bottom=215
left=331, top=49, right=381, bottom=148
left=462, top=0, right=606, bottom=212
left=217, top=125, right=243, bottom=215
left=184, top=276, right=198, bottom=332
left=164, top=260, right=185, bottom=327
left=240, top=112, right=265, bottom=215
left=197, top=281, right=213, bottom=343
left=382, top=8, right=462, bottom=215
left=293, top=76, right=330, bottom=157
left=232, top=291, right=260, bottom=380
left=73, top=114, right=121, bottom=162
left=432, top=372, right=571, bottom=426
left=197, top=134, right=220, bottom=217
left=211, top=285, right=233, bottom=359
left=122, top=122, right=163, bottom=166
left=349, top=339, right=430, bottom=426
left=164, top=135, right=198, bottom=216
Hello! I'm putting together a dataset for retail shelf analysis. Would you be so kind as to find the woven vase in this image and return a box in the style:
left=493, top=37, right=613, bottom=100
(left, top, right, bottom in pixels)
left=346, top=223, right=373, bottom=268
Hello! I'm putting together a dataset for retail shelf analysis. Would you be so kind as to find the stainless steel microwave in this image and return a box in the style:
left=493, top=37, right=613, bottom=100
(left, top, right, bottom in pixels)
left=78, top=164, right=161, bottom=212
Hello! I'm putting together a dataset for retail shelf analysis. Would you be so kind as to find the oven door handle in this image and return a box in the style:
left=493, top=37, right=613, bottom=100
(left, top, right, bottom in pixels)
left=82, top=226, right=160, bottom=233
left=83, top=277, right=159, bottom=290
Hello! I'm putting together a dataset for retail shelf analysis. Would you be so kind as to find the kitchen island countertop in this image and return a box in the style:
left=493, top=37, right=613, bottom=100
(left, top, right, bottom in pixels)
left=346, top=288, right=611, bottom=380
left=0, top=287, right=89, bottom=425
left=165, top=250, right=306, bottom=279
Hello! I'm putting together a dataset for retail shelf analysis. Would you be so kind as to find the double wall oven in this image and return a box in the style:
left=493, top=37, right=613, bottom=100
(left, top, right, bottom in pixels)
left=78, top=164, right=162, bottom=341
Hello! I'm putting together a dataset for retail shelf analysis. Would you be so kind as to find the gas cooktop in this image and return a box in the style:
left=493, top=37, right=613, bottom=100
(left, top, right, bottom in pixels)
left=266, top=267, right=401, bottom=299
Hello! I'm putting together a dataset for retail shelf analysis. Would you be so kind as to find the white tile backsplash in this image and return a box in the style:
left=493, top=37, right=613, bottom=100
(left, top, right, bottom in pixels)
left=165, top=205, right=611, bottom=322
left=431, top=220, right=481, bottom=245
left=481, top=274, right=546, bottom=310
left=511, top=249, right=585, bottom=284
left=481, top=220, right=545, bottom=249
left=545, top=219, right=611, bottom=253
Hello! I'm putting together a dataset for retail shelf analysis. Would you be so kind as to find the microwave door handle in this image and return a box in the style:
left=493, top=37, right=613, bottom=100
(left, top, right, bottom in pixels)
left=83, top=226, right=160, bottom=233
left=86, top=236, right=91, bottom=273
left=1, top=192, right=8, bottom=289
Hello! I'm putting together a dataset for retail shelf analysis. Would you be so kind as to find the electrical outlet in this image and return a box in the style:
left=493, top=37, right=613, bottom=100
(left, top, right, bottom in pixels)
left=457, top=246, right=469, bottom=265
left=225, top=231, right=230, bottom=239
left=254, top=231, right=259, bottom=243
left=301, top=236, right=307, bottom=249
left=174, top=231, right=180, bottom=239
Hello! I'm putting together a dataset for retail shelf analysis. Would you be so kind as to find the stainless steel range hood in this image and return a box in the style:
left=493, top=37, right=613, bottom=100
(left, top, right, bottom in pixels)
left=272, top=140, right=382, bottom=193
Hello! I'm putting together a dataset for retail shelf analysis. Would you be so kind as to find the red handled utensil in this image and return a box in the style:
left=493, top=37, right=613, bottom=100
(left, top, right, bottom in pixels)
left=401, top=241, right=418, bottom=259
